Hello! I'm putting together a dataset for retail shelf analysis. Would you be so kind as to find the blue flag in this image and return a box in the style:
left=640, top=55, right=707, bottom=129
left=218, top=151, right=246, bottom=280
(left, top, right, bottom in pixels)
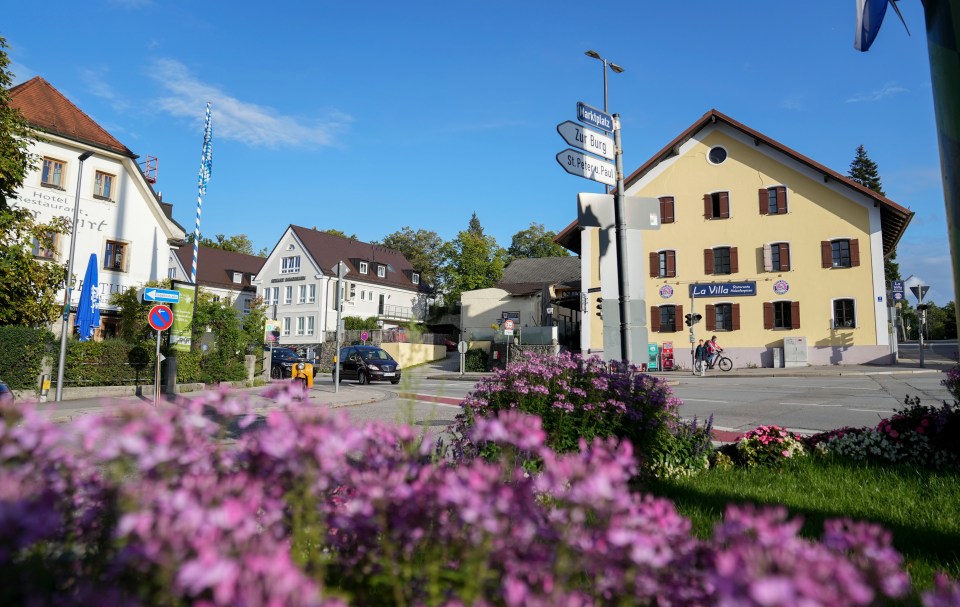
left=855, top=0, right=888, bottom=51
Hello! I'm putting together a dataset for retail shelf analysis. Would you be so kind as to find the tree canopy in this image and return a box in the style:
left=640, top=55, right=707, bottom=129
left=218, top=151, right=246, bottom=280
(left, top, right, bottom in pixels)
left=187, top=233, right=258, bottom=256
left=375, top=226, right=445, bottom=287
left=848, top=145, right=898, bottom=283
left=0, top=209, right=70, bottom=326
left=506, top=222, right=570, bottom=262
left=441, top=213, right=505, bottom=306
left=0, top=37, right=34, bottom=211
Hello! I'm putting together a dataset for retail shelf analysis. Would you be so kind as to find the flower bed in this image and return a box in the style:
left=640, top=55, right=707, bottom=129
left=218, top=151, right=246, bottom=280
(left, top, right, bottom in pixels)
left=1, top=384, right=958, bottom=605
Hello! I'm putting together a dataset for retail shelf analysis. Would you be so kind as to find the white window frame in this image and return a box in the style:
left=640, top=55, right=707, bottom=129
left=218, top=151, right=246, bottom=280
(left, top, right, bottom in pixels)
left=359, top=261, right=369, bottom=274
left=377, top=265, right=386, bottom=278
left=233, top=272, right=242, bottom=284
left=412, top=273, right=420, bottom=285
left=94, top=170, right=116, bottom=201
left=298, top=284, right=307, bottom=304
left=281, top=255, right=301, bottom=274
left=307, top=284, right=316, bottom=304
left=306, top=316, right=315, bottom=336
left=41, top=157, right=66, bottom=188
left=282, top=317, right=291, bottom=336
left=296, top=316, right=305, bottom=336
left=284, top=286, right=293, bottom=305
left=831, top=297, right=857, bottom=329
left=268, top=287, right=279, bottom=305
left=242, top=297, right=252, bottom=314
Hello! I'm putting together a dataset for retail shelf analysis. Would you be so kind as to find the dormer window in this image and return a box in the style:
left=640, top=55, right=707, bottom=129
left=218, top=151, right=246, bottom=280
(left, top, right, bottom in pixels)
left=233, top=272, right=242, bottom=284
left=359, top=261, right=368, bottom=274
left=412, top=272, right=420, bottom=285
left=377, top=265, right=386, bottom=278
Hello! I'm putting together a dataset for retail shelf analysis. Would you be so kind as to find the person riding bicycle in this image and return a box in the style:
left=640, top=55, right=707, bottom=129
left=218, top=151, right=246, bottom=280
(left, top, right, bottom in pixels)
left=705, top=336, right=720, bottom=368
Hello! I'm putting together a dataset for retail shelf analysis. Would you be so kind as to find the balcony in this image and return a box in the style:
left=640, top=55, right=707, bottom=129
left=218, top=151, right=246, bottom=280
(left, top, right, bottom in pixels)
left=379, top=303, right=416, bottom=321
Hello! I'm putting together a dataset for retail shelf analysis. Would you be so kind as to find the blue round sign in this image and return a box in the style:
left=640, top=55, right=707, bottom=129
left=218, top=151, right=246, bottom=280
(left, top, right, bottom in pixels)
left=148, top=304, right=174, bottom=331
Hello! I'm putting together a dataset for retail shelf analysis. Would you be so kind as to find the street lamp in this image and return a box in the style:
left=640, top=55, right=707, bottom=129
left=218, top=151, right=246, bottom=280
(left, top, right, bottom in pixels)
left=55, top=150, right=94, bottom=402
left=584, top=49, right=624, bottom=114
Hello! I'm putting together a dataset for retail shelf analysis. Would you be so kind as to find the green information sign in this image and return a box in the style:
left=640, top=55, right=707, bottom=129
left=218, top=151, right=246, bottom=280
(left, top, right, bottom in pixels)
left=647, top=343, right=659, bottom=371
left=170, top=281, right=195, bottom=352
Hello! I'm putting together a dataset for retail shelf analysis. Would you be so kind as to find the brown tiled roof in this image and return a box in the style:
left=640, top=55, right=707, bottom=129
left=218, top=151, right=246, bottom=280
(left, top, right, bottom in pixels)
left=175, top=244, right=265, bottom=291
left=499, top=257, right=580, bottom=287
left=555, top=109, right=914, bottom=257
left=8, top=77, right=134, bottom=157
left=289, top=225, right=423, bottom=292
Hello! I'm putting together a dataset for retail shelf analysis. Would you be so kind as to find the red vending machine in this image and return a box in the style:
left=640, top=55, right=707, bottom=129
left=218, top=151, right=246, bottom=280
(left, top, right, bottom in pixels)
left=661, top=342, right=675, bottom=370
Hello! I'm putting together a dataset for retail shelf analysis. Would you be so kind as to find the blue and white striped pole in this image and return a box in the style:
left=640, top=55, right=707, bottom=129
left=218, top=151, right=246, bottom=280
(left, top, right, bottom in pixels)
left=192, top=102, right=213, bottom=284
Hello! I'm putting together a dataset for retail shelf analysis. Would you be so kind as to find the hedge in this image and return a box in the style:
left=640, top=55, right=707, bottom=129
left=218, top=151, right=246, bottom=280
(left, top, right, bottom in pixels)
left=0, top=326, right=53, bottom=390
left=64, top=339, right=156, bottom=388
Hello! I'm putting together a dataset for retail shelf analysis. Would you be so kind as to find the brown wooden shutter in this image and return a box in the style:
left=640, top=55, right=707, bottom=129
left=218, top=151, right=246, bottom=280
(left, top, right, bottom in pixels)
left=703, top=194, right=713, bottom=219
left=705, top=304, right=716, bottom=331
left=666, top=250, right=676, bottom=277
left=704, top=248, right=714, bottom=274
left=649, top=252, right=659, bottom=277
left=821, top=241, right=832, bottom=268
left=780, top=243, right=791, bottom=271
left=660, top=196, right=675, bottom=223
left=650, top=306, right=660, bottom=332
left=730, top=247, right=739, bottom=273
left=732, top=303, right=741, bottom=331
left=850, top=239, right=860, bottom=267
left=763, top=302, right=774, bottom=329
left=674, top=304, right=684, bottom=332
left=776, top=186, right=787, bottom=214
left=759, top=188, right=768, bottom=215
left=791, top=301, right=801, bottom=329
left=719, top=192, right=730, bottom=218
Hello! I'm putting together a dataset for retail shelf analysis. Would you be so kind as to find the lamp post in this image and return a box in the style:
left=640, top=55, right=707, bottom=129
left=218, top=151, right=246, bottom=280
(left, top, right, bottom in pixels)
left=584, top=50, right=624, bottom=115
left=55, top=150, right=94, bottom=402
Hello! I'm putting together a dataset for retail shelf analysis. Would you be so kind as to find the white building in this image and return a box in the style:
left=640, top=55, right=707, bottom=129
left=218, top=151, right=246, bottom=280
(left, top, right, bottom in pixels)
left=253, top=225, right=429, bottom=348
left=8, top=77, right=186, bottom=336
left=169, top=244, right=264, bottom=315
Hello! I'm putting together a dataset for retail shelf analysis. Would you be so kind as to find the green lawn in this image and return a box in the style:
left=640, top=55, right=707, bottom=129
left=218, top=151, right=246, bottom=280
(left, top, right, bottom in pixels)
left=644, top=456, right=960, bottom=589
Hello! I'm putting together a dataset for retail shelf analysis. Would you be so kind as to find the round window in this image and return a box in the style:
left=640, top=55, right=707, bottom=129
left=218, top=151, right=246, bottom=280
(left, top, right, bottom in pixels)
left=708, top=146, right=727, bottom=165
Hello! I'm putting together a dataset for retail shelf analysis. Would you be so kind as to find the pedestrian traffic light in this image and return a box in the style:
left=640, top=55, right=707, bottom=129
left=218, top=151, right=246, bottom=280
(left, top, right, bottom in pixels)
left=596, top=297, right=603, bottom=318
left=685, top=313, right=703, bottom=327
left=693, top=313, right=702, bottom=324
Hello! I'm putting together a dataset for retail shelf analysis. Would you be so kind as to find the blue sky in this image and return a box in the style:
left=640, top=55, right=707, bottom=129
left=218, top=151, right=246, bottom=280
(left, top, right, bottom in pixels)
left=4, top=1, right=951, bottom=304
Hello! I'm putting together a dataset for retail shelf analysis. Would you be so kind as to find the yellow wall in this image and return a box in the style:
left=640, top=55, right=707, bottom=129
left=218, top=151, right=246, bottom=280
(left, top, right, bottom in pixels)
left=582, top=125, right=890, bottom=364
left=379, top=343, right=446, bottom=368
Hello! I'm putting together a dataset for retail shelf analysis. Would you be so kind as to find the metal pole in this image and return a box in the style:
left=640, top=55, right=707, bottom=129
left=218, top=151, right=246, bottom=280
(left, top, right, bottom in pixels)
left=334, top=265, right=344, bottom=393
left=154, top=329, right=161, bottom=406
left=691, top=293, right=698, bottom=376
left=612, top=115, right=632, bottom=363
left=55, top=151, right=93, bottom=402
left=918, top=289, right=926, bottom=369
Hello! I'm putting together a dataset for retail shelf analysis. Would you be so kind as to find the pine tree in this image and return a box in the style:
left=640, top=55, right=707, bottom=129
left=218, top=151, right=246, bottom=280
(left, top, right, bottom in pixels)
left=848, top=145, right=899, bottom=283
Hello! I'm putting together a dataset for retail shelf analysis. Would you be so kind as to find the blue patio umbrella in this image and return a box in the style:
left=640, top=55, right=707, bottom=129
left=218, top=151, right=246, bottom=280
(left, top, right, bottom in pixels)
left=75, top=253, right=101, bottom=341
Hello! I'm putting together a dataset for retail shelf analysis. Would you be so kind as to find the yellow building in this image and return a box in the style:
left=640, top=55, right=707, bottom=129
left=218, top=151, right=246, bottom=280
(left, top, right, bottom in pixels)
left=557, top=110, right=913, bottom=367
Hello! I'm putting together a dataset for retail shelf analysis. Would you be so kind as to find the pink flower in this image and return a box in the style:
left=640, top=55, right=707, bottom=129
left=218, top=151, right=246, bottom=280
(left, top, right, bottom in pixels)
left=782, top=450, right=791, bottom=457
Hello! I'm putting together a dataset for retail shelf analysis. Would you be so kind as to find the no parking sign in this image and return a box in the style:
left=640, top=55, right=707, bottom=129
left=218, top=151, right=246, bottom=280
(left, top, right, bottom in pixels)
left=149, top=305, right=174, bottom=331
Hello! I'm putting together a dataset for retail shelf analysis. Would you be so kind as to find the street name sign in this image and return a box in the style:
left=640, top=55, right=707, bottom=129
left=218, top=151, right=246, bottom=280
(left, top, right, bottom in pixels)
left=689, top=282, right=757, bottom=298
left=576, top=101, right=613, bottom=132
left=556, top=148, right=616, bottom=186
left=556, top=121, right=614, bottom=160
left=142, top=287, right=181, bottom=304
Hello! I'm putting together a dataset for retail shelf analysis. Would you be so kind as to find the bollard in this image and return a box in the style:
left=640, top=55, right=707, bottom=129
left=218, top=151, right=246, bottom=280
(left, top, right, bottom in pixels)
left=163, top=356, right=177, bottom=401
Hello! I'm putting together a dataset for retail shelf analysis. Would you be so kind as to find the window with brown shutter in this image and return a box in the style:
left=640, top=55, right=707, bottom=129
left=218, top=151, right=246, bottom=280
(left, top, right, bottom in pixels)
left=665, top=250, right=676, bottom=277
left=718, top=191, right=730, bottom=218
left=850, top=239, right=860, bottom=267
left=650, top=306, right=660, bottom=332
left=779, top=243, right=791, bottom=271
left=759, top=188, right=769, bottom=215
left=730, top=247, right=739, bottom=273
left=649, top=252, right=658, bottom=278
left=775, top=187, right=787, bottom=214
left=821, top=241, right=832, bottom=268
left=704, top=248, right=714, bottom=274
left=732, top=303, right=740, bottom=331
left=791, top=301, right=801, bottom=329
left=674, top=305, right=684, bottom=332
left=659, top=196, right=675, bottom=223
left=763, top=302, right=774, bottom=329
left=703, top=194, right=713, bottom=219
left=705, top=304, right=716, bottom=331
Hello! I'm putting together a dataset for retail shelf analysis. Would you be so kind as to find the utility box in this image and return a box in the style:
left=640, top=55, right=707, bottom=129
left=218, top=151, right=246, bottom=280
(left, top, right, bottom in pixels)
left=783, top=336, right=808, bottom=367
left=661, top=341, right=674, bottom=370
left=647, top=343, right=659, bottom=371
left=772, top=348, right=783, bottom=368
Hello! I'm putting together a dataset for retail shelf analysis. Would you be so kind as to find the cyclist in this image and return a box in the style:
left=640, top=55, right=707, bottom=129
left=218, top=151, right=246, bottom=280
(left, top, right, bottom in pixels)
left=706, top=336, right=721, bottom=369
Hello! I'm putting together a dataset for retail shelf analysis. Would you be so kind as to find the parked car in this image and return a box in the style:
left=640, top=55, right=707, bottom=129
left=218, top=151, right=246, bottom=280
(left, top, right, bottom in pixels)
left=443, top=338, right=458, bottom=352
left=334, top=346, right=401, bottom=385
left=0, top=380, right=13, bottom=404
left=270, top=347, right=315, bottom=379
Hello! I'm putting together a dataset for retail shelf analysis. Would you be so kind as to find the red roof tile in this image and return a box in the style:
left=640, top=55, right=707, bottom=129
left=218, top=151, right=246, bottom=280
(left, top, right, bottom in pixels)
left=8, top=77, right=133, bottom=157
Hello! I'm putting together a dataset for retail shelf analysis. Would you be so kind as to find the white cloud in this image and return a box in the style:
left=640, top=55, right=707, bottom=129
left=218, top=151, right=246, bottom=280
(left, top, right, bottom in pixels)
left=150, top=58, right=352, bottom=148
left=9, top=61, right=34, bottom=85
left=845, top=82, right=908, bottom=103
left=81, top=67, right=130, bottom=112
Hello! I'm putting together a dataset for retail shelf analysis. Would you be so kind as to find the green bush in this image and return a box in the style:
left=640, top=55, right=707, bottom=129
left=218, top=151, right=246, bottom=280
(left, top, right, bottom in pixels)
left=464, top=348, right=489, bottom=372
left=64, top=339, right=155, bottom=387
left=170, top=350, right=202, bottom=383
left=343, top=316, right=380, bottom=330
left=0, top=326, right=53, bottom=390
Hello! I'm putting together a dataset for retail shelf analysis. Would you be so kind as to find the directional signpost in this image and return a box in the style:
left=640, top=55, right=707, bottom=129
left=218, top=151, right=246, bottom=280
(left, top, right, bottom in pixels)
left=576, top=101, right=614, bottom=132
left=556, top=121, right=614, bottom=160
left=142, top=287, right=181, bottom=304
left=148, top=304, right=174, bottom=406
left=556, top=148, right=616, bottom=186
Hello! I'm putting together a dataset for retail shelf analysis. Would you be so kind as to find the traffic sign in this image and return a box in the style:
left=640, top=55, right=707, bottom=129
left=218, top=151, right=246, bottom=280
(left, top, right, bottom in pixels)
left=148, top=304, right=174, bottom=331
left=576, top=101, right=613, bottom=132
left=556, top=121, right=614, bottom=160
left=910, top=285, right=929, bottom=301
left=891, top=280, right=905, bottom=301
left=503, top=319, right=515, bottom=331
left=556, top=148, right=616, bottom=186
left=142, top=287, right=181, bottom=304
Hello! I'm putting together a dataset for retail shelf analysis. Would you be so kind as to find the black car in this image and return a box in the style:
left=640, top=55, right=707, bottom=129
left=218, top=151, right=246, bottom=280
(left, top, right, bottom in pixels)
left=334, top=346, right=401, bottom=385
left=269, top=347, right=310, bottom=379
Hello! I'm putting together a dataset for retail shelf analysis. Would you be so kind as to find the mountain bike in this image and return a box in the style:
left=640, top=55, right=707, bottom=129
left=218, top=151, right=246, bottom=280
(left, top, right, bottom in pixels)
left=707, top=349, right=733, bottom=372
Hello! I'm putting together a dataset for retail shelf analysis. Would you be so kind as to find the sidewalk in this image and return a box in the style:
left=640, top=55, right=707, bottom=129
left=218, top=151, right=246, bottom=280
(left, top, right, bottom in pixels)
left=30, top=380, right=388, bottom=424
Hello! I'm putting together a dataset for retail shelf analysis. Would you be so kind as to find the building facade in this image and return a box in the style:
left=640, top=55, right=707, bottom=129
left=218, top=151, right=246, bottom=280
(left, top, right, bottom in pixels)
left=8, top=77, right=186, bottom=336
left=252, top=225, right=428, bottom=350
left=558, top=110, right=912, bottom=367
left=169, top=244, right=264, bottom=316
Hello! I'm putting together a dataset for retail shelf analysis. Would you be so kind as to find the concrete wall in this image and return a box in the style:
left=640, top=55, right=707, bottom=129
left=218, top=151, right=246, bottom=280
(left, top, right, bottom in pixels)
left=379, top=343, right=445, bottom=369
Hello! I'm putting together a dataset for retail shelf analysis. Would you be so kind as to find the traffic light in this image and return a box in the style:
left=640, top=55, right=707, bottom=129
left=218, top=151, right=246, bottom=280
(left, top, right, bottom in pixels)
left=596, top=297, right=603, bottom=318
left=916, top=304, right=930, bottom=312
left=685, top=313, right=703, bottom=327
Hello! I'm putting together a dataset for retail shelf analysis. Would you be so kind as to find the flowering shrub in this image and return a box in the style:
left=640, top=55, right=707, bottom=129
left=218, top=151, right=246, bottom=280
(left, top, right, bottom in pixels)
left=1, top=386, right=958, bottom=605
left=647, top=415, right=714, bottom=479
left=450, top=352, right=681, bottom=471
left=727, top=424, right=807, bottom=468
left=942, top=365, right=960, bottom=401
left=811, top=397, right=960, bottom=469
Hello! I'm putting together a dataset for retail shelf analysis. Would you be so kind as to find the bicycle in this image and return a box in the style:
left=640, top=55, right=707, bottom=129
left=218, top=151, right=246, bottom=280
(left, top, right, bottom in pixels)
left=706, top=349, right=733, bottom=372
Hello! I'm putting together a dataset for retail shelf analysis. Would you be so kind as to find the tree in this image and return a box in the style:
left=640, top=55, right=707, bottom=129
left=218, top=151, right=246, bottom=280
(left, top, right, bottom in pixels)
left=847, top=145, right=899, bottom=283
left=506, top=222, right=570, bottom=262
left=375, top=226, right=445, bottom=287
left=0, top=209, right=70, bottom=326
left=441, top=213, right=506, bottom=306
left=187, top=233, right=257, bottom=256
left=0, top=37, right=35, bottom=211
left=320, top=228, right=357, bottom=240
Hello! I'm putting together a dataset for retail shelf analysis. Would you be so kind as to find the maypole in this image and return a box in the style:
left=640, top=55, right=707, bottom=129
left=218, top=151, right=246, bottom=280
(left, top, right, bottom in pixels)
left=191, top=102, right=213, bottom=345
